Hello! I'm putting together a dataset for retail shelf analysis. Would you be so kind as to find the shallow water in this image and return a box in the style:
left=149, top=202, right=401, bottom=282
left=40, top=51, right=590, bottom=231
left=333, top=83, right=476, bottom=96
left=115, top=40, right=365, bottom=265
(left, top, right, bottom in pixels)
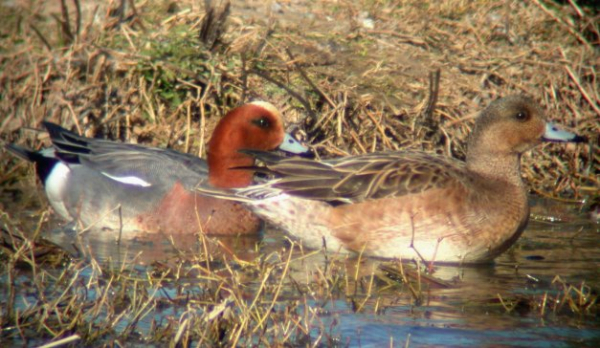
left=1, top=194, right=599, bottom=347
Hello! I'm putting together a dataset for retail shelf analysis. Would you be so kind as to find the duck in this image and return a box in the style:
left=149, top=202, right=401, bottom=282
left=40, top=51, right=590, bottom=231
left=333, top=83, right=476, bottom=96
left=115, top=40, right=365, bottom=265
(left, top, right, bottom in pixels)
left=197, top=96, right=584, bottom=263
left=5, top=101, right=308, bottom=237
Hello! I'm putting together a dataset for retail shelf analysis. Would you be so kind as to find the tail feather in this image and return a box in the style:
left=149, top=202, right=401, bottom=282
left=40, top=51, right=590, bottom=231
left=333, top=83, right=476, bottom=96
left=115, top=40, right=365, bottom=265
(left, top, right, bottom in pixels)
left=5, top=143, right=38, bottom=162
left=5, top=144, right=59, bottom=183
left=42, top=122, right=90, bottom=162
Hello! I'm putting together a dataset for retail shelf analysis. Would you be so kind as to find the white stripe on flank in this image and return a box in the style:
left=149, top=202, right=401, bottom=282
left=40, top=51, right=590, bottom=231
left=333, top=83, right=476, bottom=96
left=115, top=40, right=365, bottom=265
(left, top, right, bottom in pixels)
left=101, top=172, right=152, bottom=187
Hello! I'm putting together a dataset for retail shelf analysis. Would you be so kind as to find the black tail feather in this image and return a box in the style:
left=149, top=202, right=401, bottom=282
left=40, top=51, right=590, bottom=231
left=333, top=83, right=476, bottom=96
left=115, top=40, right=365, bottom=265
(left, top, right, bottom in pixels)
left=42, top=122, right=91, bottom=158
left=5, top=143, right=38, bottom=162
left=5, top=144, right=59, bottom=183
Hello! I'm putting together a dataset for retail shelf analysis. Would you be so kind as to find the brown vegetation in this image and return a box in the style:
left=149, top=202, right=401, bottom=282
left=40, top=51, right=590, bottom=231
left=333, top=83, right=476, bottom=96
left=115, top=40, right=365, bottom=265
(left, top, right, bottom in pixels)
left=0, top=0, right=598, bottom=346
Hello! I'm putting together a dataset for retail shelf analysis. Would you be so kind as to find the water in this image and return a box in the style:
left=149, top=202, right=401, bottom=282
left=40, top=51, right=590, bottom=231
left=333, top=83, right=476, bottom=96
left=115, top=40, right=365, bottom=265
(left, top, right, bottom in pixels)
left=1, top=195, right=598, bottom=347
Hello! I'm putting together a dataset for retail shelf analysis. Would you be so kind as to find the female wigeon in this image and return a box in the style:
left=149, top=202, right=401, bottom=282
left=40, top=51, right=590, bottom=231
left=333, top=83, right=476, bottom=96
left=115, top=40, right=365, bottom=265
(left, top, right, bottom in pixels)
left=198, top=96, right=584, bottom=264
left=6, top=101, right=307, bottom=237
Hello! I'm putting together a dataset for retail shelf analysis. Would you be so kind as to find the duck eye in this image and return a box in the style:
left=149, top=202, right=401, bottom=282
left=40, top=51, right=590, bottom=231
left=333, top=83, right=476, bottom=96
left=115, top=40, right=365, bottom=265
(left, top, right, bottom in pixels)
left=252, top=117, right=271, bottom=129
left=253, top=117, right=270, bottom=128
left=515, top=111, right=528, bottom=121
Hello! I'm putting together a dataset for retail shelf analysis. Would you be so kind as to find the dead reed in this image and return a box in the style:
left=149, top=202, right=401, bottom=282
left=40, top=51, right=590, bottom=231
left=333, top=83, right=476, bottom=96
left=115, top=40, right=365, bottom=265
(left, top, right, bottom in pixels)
left=0, top=0, right=598, bottom=346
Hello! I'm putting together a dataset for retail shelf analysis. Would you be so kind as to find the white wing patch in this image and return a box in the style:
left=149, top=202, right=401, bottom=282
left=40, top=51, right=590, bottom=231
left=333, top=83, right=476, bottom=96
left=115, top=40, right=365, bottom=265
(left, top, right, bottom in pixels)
left=101, top=172, right=152, bottom=187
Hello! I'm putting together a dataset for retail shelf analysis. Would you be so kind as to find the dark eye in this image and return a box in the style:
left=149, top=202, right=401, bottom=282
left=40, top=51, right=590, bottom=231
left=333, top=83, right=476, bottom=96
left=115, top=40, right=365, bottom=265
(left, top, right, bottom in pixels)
left=515, top=111, right=528, bottom=121
left=252, top=117, right=271, bottom=129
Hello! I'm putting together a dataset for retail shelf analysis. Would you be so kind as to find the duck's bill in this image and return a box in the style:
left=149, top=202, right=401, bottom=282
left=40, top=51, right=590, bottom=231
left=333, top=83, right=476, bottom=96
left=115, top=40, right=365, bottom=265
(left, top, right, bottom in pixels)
left=542, top=123, right=586, bottom=143
left=278, top=133, right=309, bottom=154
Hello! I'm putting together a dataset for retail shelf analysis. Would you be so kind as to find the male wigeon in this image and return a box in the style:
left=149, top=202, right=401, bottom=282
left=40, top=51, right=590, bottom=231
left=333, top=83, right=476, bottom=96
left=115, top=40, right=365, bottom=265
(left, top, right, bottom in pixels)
left=5, top=101, right=307, bottom=237
left=198, top=96, right=584, bottom=264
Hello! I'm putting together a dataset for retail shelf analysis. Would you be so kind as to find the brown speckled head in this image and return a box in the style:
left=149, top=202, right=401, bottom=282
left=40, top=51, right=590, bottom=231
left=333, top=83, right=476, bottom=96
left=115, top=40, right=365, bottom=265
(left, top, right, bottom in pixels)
left=467, top=95, right=547, bottom=159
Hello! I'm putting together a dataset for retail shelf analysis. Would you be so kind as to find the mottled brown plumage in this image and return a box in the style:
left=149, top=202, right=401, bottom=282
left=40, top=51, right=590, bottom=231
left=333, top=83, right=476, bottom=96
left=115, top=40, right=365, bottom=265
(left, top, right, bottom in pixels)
left=198, top=96, right=583, bottom=263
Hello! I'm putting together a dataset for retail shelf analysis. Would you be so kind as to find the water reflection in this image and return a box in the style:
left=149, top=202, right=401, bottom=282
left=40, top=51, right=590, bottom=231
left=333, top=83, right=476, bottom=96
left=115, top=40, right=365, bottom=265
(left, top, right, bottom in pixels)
left=46, top=223, right=263, bottom=265
left=2, top=193, right=599, bottom=347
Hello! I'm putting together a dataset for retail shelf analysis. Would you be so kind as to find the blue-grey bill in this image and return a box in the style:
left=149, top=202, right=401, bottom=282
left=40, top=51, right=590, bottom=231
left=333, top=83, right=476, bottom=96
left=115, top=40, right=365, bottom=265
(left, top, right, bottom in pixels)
left=279, top=133, right=309, bottom=153
left=543, top=123, right=585, bottom=143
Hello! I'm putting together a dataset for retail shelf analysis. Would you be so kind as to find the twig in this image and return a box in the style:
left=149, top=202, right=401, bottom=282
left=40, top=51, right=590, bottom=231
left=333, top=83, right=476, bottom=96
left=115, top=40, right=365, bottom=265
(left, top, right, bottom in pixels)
left=560, top=49, right=600, bottom=117
left=285, top=48, right=336, bottom=109
left=423, top=69, right=441, bottom=123
left=366, top=29, right=428, bottom=48
left=529, top=0, right=591, bottom=49
left=29, top=24, right=53, bottom=51
left=250, top=68, right=317, bottom=121
left=37, top=335, right=81, bottom=348
left=59, top=0, right=74, bottom=43
left=73, top=0, right=82, bottom=36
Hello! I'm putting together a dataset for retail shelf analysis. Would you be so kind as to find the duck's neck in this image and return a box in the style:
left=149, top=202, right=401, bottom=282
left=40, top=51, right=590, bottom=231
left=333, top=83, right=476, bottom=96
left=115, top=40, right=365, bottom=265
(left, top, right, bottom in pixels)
left=466, top=150, right=525, bottom=188
left=207, top=149, right=255, bottom=188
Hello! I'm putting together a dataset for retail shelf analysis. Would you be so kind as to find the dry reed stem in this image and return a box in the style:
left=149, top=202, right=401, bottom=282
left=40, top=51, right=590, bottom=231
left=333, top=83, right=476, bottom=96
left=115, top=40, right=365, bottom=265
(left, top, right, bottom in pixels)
left=0, top=0, right=598, bottom=345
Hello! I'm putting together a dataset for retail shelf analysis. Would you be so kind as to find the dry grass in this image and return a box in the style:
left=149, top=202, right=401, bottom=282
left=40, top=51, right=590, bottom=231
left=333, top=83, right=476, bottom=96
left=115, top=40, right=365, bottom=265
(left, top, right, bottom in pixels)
left=1, top=219, right=597, bottom=346
left=0, top=0, right=598, bottom=346
left=1, top=217, right=437, bottom=346
left=0, top=0, right=597, bottom=198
